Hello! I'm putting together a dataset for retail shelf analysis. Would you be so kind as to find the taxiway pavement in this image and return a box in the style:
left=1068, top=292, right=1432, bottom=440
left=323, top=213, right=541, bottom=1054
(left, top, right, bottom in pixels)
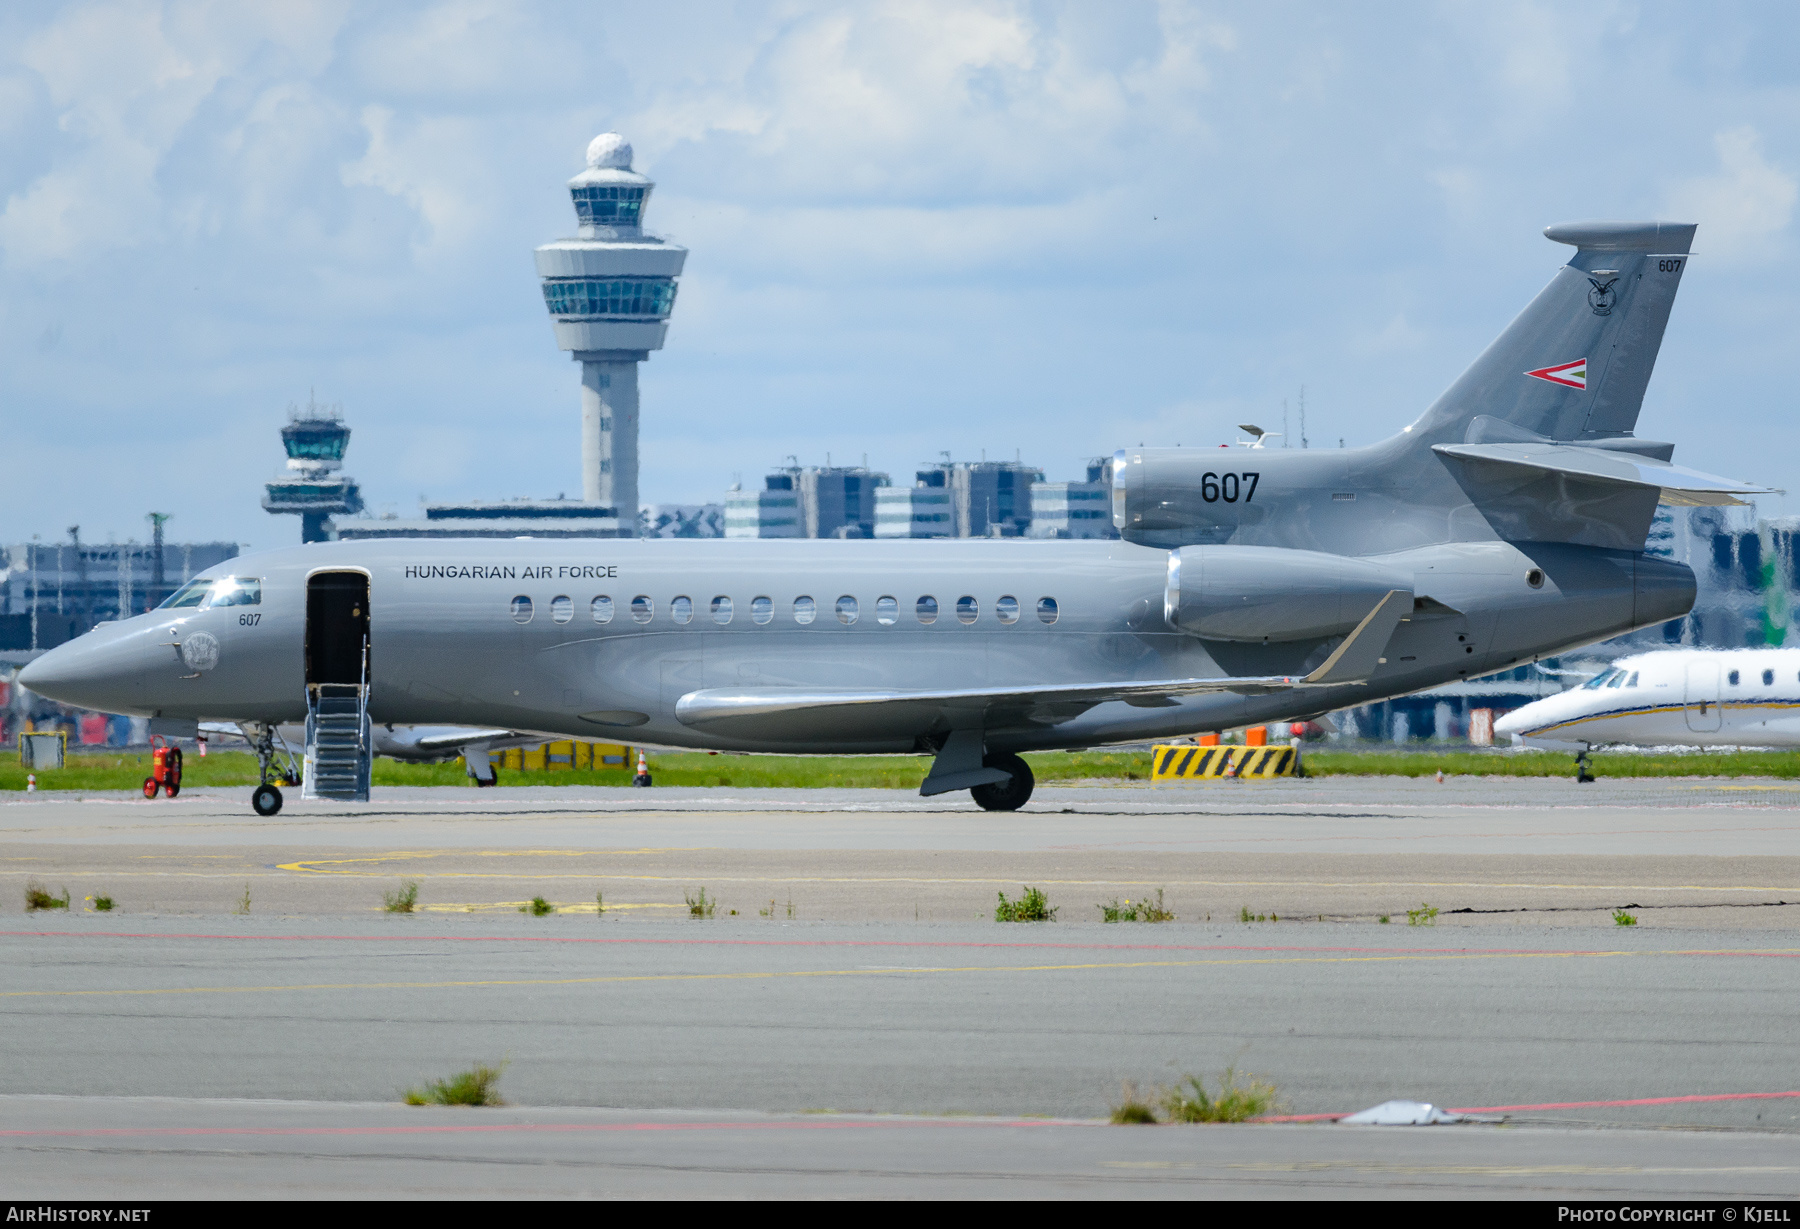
left=5, top=778, right=1798, bottom=1197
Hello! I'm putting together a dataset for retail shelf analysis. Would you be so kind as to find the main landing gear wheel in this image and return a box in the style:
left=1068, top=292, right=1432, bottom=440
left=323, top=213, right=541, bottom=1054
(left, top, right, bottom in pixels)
left=252, top=784, right=283, bottom=816
left=971, top=752, right=1034, bottom=812
left=475, top=768, right=500, bottom=788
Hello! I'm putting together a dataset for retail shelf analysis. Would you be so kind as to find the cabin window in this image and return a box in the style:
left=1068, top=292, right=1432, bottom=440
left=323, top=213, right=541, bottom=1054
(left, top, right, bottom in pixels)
left=1728, top=670, right=1740, bottom=686
left=550, top=595, right=573, bottom=624
left=836, top=595, right=859, bottom=625
left=751, top=596, right=773, bottom=625
left=876, top=596, right=899, bottom=625
left=1764, top=669, right=1775, bottom=687
left=712, top=596, right=733, bottom=625
left=996, top=596, right=1019, bottom=625
left=671, top=596, right=693, bottom=625
left=956, top=595, right=979, bottom=624
left=1037, top=597, right=1058, bottom=624
left=793, top=596, right=817, bottom=625
left=592, top=595, right=613, bottom=624
left=630, top=595, right=653, bottom=624
left=510, top=595, right=534, bottom=624
left=916, top=596, right=938, bottom=624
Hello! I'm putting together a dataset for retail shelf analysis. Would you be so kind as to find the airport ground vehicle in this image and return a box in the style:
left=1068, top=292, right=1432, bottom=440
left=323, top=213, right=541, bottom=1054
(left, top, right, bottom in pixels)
left=141, top=734, right=180, bottom=799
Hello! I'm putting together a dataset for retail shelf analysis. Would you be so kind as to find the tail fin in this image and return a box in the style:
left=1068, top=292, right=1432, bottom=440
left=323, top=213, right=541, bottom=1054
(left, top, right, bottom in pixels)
left=1414, top=221, right=1695, bottom=446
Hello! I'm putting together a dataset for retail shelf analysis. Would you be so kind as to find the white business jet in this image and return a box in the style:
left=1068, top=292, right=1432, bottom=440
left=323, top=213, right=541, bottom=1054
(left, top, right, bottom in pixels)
left=1494, top=647, right=1800, bottom=777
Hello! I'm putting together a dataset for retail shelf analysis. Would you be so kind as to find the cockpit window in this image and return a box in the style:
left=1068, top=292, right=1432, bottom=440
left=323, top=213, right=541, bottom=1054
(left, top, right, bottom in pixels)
left=1580, top=668, right=1620, bottom=690
left=159, top=579, right=211, bottom=609
left=209, top=578, right=261, bottom=607
left=1606, top=670, right=1626, bottom=688
left=157, top=577, right=261, bottom=610
left=1627, top=672, right=1640, bottom=688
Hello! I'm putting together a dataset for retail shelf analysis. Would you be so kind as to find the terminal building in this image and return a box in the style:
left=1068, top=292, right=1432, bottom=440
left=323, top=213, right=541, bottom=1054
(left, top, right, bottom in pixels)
left=2, top=531, right=239, bottom=651
left=726, top=465, right=889, bottom=539
left=874, top=459, right=1043, bottom=539
left=1028, top=457, right=1117, bottom=539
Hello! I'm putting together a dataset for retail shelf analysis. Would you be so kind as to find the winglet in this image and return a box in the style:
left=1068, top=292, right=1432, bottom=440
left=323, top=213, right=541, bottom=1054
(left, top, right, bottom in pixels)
left=1301, top=590, right=1409, bottom=685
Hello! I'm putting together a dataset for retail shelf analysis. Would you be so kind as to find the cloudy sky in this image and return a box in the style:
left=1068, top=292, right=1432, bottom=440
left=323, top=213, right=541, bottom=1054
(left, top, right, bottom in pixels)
left=3, top=0, right=1798, bottom=551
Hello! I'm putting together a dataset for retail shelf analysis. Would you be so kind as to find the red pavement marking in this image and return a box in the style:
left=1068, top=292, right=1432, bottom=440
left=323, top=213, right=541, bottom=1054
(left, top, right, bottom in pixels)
left=1257, top=1090, right=1800, bottom=1123
left=8, top=930, right=1797, bottom=958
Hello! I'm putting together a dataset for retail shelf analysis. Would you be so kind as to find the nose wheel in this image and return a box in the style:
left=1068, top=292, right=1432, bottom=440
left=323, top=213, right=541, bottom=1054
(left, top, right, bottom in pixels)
left=1575, top=748, right=1596, bottom=783
left=251, top=784, right=283, bottom=816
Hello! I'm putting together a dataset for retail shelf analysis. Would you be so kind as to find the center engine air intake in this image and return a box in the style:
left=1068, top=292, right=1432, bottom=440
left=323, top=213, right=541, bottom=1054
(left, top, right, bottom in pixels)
left=1163, top=546, right=1415, bottom=643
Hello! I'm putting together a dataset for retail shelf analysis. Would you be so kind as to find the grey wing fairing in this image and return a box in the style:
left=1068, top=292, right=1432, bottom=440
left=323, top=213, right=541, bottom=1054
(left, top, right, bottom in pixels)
left=675, top=591, right=1410, bottom=740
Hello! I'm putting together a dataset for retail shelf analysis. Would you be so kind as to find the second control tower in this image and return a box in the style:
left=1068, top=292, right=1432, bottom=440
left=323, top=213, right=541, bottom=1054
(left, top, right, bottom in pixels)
left=535, top=133, right=686, bottom=533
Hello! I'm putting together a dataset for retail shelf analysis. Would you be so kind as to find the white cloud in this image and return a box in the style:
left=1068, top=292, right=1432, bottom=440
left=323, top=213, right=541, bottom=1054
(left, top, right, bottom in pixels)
left=1666, top=126, right=1797, bottom=264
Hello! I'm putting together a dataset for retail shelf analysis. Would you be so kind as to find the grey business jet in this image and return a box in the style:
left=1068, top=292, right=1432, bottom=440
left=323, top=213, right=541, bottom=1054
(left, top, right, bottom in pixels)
left=21, top=221, right=1764, bottom=816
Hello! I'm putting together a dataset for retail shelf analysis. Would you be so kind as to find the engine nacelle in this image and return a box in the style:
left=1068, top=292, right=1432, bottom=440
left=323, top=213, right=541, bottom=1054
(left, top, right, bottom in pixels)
left=1163, top=545, right=1415, bottom=642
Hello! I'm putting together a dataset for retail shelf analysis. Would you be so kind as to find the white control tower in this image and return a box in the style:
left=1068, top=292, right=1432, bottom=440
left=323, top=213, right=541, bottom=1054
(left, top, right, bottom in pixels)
left=535, top=133, right=686, bottom=534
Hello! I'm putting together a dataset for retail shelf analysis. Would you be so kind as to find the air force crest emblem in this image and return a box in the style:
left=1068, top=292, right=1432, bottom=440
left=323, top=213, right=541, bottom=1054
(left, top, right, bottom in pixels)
left=1587, top=276, right=1618, bottom=316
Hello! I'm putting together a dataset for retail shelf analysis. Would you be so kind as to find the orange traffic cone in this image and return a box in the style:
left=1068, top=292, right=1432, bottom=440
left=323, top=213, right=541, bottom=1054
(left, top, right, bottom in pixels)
left=632, top=751, right=652, bottom=788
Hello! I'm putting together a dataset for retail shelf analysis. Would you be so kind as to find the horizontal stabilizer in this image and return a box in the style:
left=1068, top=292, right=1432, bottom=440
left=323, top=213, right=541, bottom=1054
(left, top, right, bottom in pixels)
left=675, top=591, right=1409, bottom=739
left=1434, top=441, right=1770, bottom=507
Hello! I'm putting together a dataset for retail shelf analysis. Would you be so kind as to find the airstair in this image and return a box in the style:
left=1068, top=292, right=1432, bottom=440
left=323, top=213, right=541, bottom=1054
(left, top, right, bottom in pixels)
left=302, top=679, right=371, bottom=802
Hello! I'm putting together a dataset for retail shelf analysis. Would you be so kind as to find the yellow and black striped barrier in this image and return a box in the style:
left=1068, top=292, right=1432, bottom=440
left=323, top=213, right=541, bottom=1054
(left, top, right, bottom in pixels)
left=1151, top=743, right=1300, bottom=780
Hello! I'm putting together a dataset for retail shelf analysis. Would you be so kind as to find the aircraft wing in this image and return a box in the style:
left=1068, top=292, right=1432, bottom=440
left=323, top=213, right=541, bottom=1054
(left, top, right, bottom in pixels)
left=402, top=728, right=528, bottom=752
left=676, top=591, right=1408, bottom=738
left=1433, top=442, right=1771, bottom=507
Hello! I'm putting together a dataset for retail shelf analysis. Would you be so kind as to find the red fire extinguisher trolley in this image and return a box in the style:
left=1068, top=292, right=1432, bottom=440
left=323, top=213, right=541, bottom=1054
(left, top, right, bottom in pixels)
left=143, top=735, right=182, bottom=799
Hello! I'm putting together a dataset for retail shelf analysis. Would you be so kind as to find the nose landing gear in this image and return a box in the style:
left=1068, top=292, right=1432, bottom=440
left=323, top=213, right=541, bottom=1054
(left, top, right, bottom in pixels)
left=247, top=723, right=301, bottom=816
left=1575, top=747, right=1596, bottom=784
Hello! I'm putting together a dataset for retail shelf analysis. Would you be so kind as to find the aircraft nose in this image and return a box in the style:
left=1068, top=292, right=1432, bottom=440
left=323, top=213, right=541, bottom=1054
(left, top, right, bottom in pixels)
left=16, top=626, right=150, bottom=712
left=1492, top=706, right=1533, bottom=736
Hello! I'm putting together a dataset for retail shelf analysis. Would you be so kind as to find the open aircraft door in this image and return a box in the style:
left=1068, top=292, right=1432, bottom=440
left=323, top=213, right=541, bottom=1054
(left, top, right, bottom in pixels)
left=1684, top=659, right=1721, bottom=733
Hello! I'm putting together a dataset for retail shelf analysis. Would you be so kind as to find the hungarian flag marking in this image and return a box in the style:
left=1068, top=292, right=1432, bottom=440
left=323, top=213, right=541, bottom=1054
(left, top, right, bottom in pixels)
left=1525, top=358, right=1587, bottom=389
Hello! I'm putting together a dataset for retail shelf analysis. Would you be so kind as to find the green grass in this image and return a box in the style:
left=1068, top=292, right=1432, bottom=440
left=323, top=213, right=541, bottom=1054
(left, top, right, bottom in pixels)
left=686, top=887, right=717, bottom=919
left=520, top=895, right=553, bottom=916
left=996, top=886, right=1057, bottom=922
left=25, top=882, right=69, bottom=911
left=1301, top=748, right=1800, bottom=778
left=92, top=895, right=114, bottom=912
left=1098, top=889, right=1175, bottom=923
left=383, top=880, right=420, bottom=913
left=1159, top=1067, right=1282, bottom=1123
left=404, top=1062, right=506, bottom=1106
left=1110, top=1082, right=1160, bottom=1125
left=1613, top=908, right=1639, bottom=926
left=13, top=745, right=1800, bottom=794
left=1407, top=902, right=1439, bottom=927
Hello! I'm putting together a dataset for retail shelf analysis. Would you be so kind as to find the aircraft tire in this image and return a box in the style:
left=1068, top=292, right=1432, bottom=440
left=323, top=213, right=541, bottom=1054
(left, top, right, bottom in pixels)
left=475, top=768, right=499, bottom=788
left=971, top=753, right=1034, bottom=811
left=251, top=784, right=283, bottom=817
